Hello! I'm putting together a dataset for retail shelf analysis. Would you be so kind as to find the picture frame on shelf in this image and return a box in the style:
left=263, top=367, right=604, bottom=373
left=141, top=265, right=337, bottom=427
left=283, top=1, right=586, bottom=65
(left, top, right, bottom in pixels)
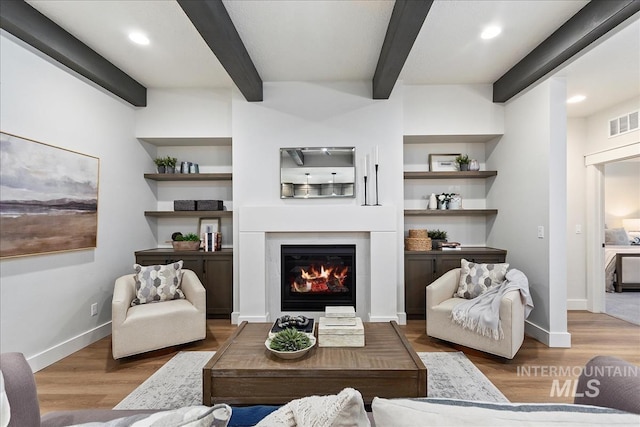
left=199, top=217, right=221, bottom=237
left=429, top=154, right=460, bottom=172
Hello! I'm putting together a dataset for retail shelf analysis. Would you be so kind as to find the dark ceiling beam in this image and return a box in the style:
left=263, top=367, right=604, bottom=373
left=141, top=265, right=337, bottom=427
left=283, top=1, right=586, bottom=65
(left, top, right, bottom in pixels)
left=373, top=0, right=434, bottom=99
left=178, top=0, right=263, bottom=102
left=0, top=0, right=146, bottom=107
left=493, top=0, right=640, bottom=103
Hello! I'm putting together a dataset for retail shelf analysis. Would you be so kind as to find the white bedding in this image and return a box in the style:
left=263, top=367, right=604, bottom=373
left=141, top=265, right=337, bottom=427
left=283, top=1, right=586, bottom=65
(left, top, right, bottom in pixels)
left=605, top=245, right=640, bottom=292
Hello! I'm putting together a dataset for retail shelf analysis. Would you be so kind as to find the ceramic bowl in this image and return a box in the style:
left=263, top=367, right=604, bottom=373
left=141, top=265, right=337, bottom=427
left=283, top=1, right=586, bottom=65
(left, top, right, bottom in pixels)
left=265, top=336, right=316, bottom=360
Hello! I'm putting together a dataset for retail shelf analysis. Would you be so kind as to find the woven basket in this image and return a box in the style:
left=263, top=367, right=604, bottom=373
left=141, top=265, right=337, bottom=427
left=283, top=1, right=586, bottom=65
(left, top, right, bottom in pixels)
left=408, top=229, right=428, bottom=238
left=405, top=237, right=432, bottom=251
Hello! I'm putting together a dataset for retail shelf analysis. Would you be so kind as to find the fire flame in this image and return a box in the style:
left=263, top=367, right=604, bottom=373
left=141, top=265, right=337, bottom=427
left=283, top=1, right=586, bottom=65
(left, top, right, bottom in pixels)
left=291, top=264, right=349, bottom=293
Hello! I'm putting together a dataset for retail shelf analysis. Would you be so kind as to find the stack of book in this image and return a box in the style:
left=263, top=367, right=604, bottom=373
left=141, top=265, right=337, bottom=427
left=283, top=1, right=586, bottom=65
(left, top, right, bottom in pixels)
left=318, top=306, right=364, bottom=347
left=440, top=241, right=461, bottom=250
left=203, top=232, right=221, bottom=251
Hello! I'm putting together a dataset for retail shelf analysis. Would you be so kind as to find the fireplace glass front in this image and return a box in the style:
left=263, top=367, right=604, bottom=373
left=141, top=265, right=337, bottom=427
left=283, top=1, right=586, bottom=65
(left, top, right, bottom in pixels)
left=281, top=244, right=356, bottom=312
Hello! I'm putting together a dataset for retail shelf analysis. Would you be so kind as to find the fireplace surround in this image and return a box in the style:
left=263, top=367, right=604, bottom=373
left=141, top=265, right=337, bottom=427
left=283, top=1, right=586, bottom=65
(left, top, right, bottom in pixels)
left=237, top=206, right=401, bottom=324
left=281, top=244, right=356, bottom=311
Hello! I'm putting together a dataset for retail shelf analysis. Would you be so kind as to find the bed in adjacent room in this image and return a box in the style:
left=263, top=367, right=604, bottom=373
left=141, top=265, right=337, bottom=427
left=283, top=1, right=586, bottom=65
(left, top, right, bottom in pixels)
left=605, top=227, right=640, bottom=293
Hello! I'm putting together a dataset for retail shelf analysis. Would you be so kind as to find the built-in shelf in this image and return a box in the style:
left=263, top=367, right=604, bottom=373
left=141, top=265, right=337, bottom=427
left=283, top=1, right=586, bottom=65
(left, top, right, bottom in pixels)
left=138, top=137, right=232, bottom=147
left=144, top=173, right=232, bottom=181
left=144, top=211, right=232, bottom=218
left=404, top=209, right=498, bottom=217
left=403, top=171, right=497, bottom=179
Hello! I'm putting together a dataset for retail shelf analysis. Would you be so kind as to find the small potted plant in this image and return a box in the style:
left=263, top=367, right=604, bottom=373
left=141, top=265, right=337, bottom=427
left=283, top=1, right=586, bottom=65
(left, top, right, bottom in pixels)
left=165, top=156, right=177, bottom=174
left=266, top=328, right=315, bottom=359
left=171, top=232, right=201, bottom=251
left=455, top=154, right=470, bottom=171
left=154, top=157, right=167, bottom=173
left=428, top=229, right=448, bottom=249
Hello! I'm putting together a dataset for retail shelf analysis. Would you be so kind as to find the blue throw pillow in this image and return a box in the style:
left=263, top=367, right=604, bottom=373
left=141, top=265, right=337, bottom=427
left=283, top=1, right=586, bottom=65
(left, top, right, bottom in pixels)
left=229, top=405, right=280, bottom=427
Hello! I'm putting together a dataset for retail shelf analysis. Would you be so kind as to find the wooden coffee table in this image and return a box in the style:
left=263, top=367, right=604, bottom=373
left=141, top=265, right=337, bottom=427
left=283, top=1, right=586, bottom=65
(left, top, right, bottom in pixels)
left=203, top=321, right=426, bottom=406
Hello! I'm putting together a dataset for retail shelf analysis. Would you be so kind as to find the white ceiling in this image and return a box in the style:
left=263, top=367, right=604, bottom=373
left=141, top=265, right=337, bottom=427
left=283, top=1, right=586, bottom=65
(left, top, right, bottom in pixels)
left=25, top=0, right=640, bottom=118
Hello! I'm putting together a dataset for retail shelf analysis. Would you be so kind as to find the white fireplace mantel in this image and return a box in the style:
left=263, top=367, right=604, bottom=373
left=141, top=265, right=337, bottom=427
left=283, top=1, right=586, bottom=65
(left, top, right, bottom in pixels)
left=236, top=206, right=399, bottom=324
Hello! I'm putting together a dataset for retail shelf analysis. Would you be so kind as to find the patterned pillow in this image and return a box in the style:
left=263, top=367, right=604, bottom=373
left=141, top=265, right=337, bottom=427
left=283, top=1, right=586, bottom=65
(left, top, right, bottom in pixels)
left=605, top=228, right=630, bottom=245
left=132, top=261, right=185, bottom=306
left=454, top=259, right=509, bottom=299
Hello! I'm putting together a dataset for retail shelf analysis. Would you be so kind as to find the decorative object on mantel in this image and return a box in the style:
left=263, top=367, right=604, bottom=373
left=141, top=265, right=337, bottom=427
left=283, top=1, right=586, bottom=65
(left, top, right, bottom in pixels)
left=455, top=154, right=470, bottom=171
left=405, top=229, right=432, bottom=251
left=448, top=194, right=462, bottom=209
left=374, top=145, right=381, bottom=206
left=469, top=159, right=480, bottom=171
left=171, top=232, right=201, bottom=251
left=362, top=154, right=370, bottom=206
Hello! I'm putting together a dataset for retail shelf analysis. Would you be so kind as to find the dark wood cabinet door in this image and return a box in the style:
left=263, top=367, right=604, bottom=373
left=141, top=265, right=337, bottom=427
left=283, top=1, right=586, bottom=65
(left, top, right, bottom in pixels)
left=404, top=254, right=436, bottom=318
left=135, top=255, right=204, bottom=277
left=204, top=256, right=233, bottom=317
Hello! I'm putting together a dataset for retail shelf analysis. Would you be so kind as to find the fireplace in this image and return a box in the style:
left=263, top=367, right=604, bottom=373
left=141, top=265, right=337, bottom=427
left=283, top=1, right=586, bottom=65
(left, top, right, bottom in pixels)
left=281, top=244, right=356, bottom=311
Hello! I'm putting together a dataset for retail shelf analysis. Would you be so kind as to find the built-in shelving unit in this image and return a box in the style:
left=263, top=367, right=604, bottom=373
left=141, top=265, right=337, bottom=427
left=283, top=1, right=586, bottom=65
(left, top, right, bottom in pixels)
left=144, top=210, right=232, bottom=218
left=403, top=171, right=497, bottom=179
left=404, top=209, right=497, bottom=217
left=144, top=173, right=232, bottom=181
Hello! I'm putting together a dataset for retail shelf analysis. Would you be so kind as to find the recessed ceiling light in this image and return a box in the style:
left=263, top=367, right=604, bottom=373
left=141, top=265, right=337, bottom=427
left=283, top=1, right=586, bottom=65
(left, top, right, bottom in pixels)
left=567, top=95, right=586, bottom=104
left=128, top=32, right=150, bottom=46
left=481, top=26, right=502, bottom=40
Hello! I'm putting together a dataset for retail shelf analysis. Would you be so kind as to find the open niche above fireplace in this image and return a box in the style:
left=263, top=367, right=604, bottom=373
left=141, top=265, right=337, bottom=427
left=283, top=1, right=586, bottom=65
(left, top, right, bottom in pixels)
left=281, top=244, right=356, bottom=312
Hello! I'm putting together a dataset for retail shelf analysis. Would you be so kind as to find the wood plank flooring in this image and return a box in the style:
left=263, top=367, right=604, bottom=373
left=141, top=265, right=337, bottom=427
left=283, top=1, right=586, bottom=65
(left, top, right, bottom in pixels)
left=33, top=311, right=640, bottom=414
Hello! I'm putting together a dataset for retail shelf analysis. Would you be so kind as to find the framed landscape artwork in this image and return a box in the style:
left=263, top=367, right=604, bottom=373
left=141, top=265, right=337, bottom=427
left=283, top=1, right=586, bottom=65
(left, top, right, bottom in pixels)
left=0, top=132, right=100, bottom=258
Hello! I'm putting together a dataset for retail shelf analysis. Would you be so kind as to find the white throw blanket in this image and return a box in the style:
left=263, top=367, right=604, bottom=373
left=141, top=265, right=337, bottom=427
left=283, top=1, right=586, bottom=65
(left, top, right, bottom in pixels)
left=451, top=269, right=534, bottom=340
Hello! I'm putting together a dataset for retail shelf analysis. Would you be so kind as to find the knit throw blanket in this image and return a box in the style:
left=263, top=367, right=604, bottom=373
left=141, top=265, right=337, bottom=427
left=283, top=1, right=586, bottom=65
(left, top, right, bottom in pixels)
left=451, top=269, right=534, bottom=340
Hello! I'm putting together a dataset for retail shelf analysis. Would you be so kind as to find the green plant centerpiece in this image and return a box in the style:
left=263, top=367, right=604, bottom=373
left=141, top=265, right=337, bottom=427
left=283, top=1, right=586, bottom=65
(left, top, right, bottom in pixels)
left=269, top=328, right=312, bottom=352
left=154, top=157, right=167, bottom=173
left=171, top=232, right=201, bottom=251
left=165, top=156, right=177, bottom=173
left=455, top=154, right=470, bottom=171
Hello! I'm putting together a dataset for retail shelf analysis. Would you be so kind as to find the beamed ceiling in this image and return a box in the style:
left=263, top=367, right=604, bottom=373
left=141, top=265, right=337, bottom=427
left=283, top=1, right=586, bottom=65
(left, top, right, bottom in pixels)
left=1, top=0, right=639, bottom=117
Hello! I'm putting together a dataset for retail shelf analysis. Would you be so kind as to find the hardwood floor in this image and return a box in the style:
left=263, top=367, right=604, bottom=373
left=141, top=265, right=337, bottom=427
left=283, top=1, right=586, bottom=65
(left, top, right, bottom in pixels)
left=34, top=311, right=640, bottom=414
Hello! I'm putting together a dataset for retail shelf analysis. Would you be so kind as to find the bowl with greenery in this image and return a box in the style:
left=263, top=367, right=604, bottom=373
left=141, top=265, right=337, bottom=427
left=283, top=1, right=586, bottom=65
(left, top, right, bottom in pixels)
left=171, top=232, right=201, bottom=251
left=265, top=328, right=316, bottom=360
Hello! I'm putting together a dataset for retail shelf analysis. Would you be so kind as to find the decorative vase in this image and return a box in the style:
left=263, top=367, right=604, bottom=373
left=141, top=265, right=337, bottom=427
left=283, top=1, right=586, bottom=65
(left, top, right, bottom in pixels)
left=448, top=194, right=462, bottom=210
left=428, top=193, right=438, bottom=210
left=459, top=163, right=469, bottom=171
left=469, top=159, right=480, bottom=171
left=438, top=200, right=447, bottom=210
left=157, top=165, right=166, bottom=174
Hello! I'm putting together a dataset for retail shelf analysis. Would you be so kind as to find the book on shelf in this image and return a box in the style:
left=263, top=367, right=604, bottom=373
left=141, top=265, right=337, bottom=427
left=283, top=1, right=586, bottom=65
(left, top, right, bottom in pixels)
left=203, top=232, right=221, bottom=252
left=440, top=241, right=461, bottom=250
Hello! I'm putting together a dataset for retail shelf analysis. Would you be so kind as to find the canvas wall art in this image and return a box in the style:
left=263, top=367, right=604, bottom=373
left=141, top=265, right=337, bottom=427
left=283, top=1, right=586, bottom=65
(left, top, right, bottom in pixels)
left=0, top=132, right=100, bottom=258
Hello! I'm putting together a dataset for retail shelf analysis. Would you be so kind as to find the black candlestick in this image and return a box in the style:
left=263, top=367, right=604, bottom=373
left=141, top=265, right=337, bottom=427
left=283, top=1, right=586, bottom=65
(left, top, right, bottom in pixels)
left=374, top=164, right=380, bottom=206
left=362, top=175, right=369, bottom=206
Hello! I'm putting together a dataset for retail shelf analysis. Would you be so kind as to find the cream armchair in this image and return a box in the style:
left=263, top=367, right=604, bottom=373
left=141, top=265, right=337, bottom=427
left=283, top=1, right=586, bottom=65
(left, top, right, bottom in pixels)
left=426, top=268, right=525, bottom=359
left=112, top=269, right=206, bottom=359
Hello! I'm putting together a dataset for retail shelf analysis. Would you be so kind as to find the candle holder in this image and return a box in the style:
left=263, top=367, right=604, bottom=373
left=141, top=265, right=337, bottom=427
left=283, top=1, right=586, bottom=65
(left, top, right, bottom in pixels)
left=362, top=175, right=369, bottom=206
left=374, top=164, right=381, bottom=206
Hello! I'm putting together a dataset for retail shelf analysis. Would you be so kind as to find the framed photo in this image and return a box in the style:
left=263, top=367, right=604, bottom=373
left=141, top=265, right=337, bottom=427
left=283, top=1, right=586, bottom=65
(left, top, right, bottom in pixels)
left=198, top=217, right=220, bottom=238
left=429, top=153, right=460, bottom=172
left=0, top=132, right=100, bottom=258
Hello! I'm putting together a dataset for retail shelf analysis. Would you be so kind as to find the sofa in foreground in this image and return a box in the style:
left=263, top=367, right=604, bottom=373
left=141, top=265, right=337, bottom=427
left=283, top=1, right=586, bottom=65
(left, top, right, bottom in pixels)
left=1, top=352, right=638, bottom=426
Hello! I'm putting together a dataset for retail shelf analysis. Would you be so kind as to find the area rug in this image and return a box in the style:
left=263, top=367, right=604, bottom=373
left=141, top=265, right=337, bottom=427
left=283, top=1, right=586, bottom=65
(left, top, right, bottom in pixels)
left=115, top=350, right=507, bottom=410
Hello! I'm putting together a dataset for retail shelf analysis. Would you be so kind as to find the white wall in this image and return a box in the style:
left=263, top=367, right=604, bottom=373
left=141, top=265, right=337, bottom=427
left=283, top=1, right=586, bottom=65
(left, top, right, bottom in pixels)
left=232, top=81, right=404, bottom=320
left=566, top=118, right=588, bottom=308
left=486, top=78, right=570, bottom=347
left=605, top=159, right=640, bottom=228
left=0, top=33, right=155, bottom=370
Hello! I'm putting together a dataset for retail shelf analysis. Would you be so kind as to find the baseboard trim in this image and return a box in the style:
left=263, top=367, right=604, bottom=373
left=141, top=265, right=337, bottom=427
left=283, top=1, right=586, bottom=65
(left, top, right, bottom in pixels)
left=524, top=320, right=572, bottom=348
left=27, top=322, right=112, bottom=373
left=368, top=314, right=400, bottom=323
left=567, top=299, right=588, bottom=310
left=237, top=314, right=269, bottom=323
